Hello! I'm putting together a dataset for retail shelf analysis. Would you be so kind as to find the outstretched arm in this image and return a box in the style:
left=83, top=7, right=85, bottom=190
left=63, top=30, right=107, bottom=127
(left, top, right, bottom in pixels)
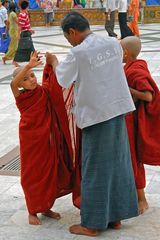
left=10, top=51, right=43, bottom=97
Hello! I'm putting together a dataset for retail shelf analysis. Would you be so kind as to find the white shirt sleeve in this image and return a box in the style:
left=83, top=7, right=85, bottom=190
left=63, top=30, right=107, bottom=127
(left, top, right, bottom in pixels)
left=3, top=8, right=8, bottom=21
left=56, top=51, right=78, bottom=88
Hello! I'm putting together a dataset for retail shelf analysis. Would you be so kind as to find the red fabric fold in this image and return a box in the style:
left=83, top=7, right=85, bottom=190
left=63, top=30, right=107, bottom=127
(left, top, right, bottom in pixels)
left=72, top=127, right=81, bottom=209
left=61, top=86, right=82, bottom=209
left=16, top=64, right=74, bottom=214
left=124, top=59, right=160, bottom=166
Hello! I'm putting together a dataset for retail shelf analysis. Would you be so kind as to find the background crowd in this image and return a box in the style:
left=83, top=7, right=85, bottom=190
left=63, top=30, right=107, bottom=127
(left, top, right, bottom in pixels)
left=0, top=0, right=143, bottom=65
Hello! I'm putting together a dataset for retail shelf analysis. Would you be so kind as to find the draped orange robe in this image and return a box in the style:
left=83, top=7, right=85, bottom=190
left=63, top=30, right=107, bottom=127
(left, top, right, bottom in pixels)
left=16, top=64, right=74, bottom=214
left=128, top=0, right=140, bottom=37
left=124, top=59, right=160, bottom=189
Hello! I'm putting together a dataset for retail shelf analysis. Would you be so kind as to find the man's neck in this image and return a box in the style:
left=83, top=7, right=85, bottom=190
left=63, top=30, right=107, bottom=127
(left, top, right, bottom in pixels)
left=82, top=30, right=92, bottom=41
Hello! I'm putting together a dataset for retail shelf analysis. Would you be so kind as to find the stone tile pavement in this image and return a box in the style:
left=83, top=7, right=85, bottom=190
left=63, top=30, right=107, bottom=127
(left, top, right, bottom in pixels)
left=0, top=23, right=160, bottom=239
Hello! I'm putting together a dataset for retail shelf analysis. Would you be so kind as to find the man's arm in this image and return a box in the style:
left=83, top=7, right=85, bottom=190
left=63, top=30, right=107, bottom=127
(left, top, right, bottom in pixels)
left=56, top=51, right=78, bottom=88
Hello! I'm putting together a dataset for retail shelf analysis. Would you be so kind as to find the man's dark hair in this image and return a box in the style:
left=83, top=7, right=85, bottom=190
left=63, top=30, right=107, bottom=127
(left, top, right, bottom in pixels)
left=2, top=0, right=9, bottom=6
left=61, top=12, right=90, bottom=33
left=20, top=0, right=29, bottom=10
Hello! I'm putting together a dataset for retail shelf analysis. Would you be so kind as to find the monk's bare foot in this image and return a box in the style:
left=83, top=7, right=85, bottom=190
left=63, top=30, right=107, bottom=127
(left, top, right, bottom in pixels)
left=138, top=200, right=149, bottom=214
left=42, top=209, right=61, bottom=220
left=28, top=214, right=41, bottom=225
left=137, top=189, right=149, bottom=214
left=12, top=61, right=20, bottom=67
left=2, top=56, right=6, bottom=64
left=69, top=224, right=99, bottom=237
left=108, top=221, right=122, bottom=230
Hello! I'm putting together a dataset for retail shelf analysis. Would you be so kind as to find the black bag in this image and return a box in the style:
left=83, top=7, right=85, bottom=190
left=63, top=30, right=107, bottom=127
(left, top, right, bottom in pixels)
left=18, top=36, right=33, bottom=50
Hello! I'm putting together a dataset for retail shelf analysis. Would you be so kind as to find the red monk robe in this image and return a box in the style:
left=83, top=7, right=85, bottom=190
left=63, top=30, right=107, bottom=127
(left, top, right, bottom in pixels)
left=124, top=59, right=160, bottom=188
left=15, top=64, right=74, bottom=214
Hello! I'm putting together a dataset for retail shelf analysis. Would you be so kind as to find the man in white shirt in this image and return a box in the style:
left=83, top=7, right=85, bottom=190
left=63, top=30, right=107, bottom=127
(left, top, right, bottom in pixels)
left=118, top=0, right=134, bottom=38
left=53, top=12, right=138, bottom=237
left=104, top=0, right=117, bottom=37
left=0, top=0, right=9, bottom=53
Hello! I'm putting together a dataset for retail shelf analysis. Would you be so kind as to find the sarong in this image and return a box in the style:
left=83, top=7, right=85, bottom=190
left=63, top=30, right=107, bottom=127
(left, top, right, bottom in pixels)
left=80, top=115, right=138, bottom=229
left=14, top=30, right=35, bottom=62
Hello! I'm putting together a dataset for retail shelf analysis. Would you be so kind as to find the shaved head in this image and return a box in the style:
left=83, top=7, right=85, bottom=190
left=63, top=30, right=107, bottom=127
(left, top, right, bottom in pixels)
left=12, top=67, right=24, bottom=78
left=120, top=36, right=141, bottom=59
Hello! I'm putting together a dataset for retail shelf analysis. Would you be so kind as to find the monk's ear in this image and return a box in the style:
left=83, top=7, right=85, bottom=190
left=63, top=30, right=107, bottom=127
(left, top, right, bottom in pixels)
left=124, top=48, right=129, bottom=58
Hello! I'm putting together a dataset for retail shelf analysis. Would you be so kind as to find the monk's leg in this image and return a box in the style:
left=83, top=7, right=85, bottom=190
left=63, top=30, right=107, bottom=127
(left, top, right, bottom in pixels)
left=136, top=164, right=149, bottom=214
left=28, top=213, right=41, bottom=225
left=42, top=209, right=61, bottom=220
left=69, top=224, right=99, bottom=237
left=137, top=188, right=149, bottom=214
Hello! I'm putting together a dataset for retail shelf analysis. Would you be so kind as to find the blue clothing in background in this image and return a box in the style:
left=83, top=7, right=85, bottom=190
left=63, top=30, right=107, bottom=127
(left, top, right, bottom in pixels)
left=146, top=0, right=160, bottom=5
left=14, top=0, right=40, bottom=9
left=0, top=27, right=10, bottom=53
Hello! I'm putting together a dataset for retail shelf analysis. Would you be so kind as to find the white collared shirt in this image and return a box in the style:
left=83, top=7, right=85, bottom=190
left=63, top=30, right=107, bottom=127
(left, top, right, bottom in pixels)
left=0, top=6, right=8, bottom=28
left=118, top=0, right=128, bottom=12
left=56, top=33, right=135, bottom=129
left=105, top=0, right=117, bottom=12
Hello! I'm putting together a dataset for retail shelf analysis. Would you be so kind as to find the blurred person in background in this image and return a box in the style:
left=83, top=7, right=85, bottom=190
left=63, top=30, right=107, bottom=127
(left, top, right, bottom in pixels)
left=2, top=2, right=18, bottom=64
left=104, top=0, right=117, bottom=37
left=128, top=0, right=140, bottom=37
left=0, top=0, right=10, bottom=53
left=118, top=0, right=134, bottom=39
left=13, top=0, right=35, bottom=67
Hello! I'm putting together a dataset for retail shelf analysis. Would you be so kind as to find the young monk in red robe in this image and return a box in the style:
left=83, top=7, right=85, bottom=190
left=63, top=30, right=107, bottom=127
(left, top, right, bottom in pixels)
left=10, top=51, right=74, bottom=225
left=121, top=36, right=160, bottom=214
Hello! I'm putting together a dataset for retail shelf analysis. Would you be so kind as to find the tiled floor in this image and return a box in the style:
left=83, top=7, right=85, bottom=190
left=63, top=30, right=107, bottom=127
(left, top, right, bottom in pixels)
left=0, top=23, right=160, bottom=239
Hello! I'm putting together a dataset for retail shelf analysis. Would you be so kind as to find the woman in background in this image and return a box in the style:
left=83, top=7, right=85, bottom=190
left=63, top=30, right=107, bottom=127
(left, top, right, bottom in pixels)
left=128, top=0, right=140, bottom=37
left=2, top=2, right=18, bottom=64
